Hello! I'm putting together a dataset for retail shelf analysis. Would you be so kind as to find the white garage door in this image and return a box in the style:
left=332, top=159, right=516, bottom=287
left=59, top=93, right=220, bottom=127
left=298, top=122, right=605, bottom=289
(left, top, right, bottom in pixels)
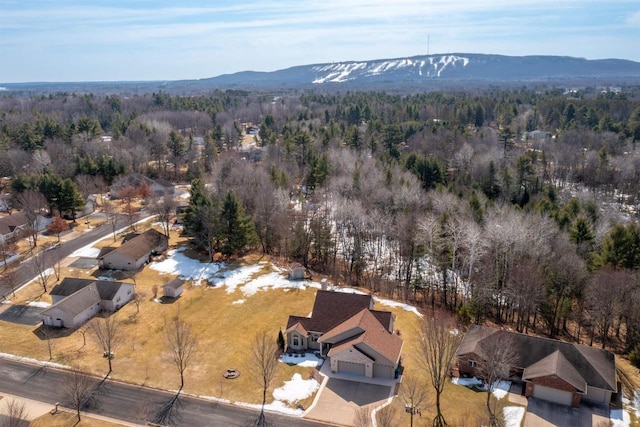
left=583, top=387, right=609, bottom=404
left=533, top=384, right=573, bottom=406
left=337, top=361, right=365, bottom=376
left=373, top=364, right=393, bottom=378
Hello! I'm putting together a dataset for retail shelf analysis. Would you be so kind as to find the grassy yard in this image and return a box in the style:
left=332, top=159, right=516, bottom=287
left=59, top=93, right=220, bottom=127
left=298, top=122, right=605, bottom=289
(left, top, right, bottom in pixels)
left=30, top=411, right=128, bottom=427
left=0, top=219, right=520, bottom=422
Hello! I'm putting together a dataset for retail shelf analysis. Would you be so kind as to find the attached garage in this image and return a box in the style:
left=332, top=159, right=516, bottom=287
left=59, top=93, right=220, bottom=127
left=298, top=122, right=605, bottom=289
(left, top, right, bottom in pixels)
left=337, top=360, right=366, bottom=376
left=532, top=384, right=573, bottom=406
left=373, top=364, right=394, bottom=378
left=583, top=387, right=610, bottom=405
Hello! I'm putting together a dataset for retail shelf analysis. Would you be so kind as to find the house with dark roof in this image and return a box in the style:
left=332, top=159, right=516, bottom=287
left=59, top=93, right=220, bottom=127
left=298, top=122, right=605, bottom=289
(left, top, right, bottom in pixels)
left=41, top=278, right=134, bottom=328
left=0, top=212, right=50, bottom=244
left=453, top=325, right=617, bottom=407
left=285, top=290, right=403, bottom=379
left=163, top=278, right=184, bottom=298
left=98, top=229, right=168, bottom=270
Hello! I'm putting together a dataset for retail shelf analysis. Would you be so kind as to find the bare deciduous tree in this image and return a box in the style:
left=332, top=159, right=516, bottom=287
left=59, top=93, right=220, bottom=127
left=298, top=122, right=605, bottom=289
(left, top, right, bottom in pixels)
left=13, top=190, right=47, bottom=248
left=477, top=333, right=517, bottom=426
left=376, top=404, right=399, bottom=427
left=417, top=318, right=463, bottom=427
left=251, top=330, right=279, bottom=427
left=399, top=374, right=428, bottom=427
left=63, top=366, right=97, bottom=422
left=102, top=198, right=119, bottom=241
left=1, top=398, right=29, bottom=427
left=354, top=406, right=372, bottom=427
left=90, top=315, right=124, bottom=375
left=165, top=316, right=198, bottom=391
left=31, top=249, right=51, bottom=293
left=150, top=191, right=177, bottom=237
left=0, top=266, right=20, bottom=298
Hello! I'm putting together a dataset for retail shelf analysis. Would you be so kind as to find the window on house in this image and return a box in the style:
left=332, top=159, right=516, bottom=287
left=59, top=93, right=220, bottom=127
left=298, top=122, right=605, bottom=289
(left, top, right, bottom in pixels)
left=293, top=336, right=300, bottom=346
left=117, top=296, right=121, bottom=302
left=311, top=335, right=318, bottom=342
left=468, top=360, right=477, bottom=368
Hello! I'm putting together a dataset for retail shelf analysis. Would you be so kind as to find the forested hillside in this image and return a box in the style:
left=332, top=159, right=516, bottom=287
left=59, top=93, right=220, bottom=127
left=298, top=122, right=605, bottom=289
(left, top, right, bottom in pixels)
left=1, top=86, right=639, bottom=362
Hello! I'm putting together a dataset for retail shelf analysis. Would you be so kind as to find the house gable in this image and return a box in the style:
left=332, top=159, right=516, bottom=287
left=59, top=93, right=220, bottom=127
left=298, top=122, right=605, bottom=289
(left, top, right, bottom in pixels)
left=455, top=325, right=617, bottom=406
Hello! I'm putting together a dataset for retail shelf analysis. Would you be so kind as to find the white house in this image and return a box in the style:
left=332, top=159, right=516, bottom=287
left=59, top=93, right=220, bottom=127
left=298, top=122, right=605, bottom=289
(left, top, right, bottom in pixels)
left=41, top=278, right=134, bottom=328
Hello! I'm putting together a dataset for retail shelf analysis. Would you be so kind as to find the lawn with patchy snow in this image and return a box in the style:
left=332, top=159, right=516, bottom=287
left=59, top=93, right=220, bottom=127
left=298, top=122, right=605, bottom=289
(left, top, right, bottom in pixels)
left=503, top=406, right=525, bottom=427
left=610, top=406, right=631, bottom=427
left=280, top=353, right=324, bottom=368
left=150, top=248, right=223, bottom=283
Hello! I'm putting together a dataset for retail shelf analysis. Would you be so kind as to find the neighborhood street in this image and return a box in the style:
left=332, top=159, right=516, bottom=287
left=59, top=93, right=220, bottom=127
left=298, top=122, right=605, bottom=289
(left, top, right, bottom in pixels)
left=1, top=213, right=135, bottom=299
left=0, top=357, right=330, bottom=427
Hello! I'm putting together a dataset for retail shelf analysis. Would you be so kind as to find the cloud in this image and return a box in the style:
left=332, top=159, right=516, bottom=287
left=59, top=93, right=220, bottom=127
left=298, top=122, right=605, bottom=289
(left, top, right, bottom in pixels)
left=627, top=10, right=640, bottom=27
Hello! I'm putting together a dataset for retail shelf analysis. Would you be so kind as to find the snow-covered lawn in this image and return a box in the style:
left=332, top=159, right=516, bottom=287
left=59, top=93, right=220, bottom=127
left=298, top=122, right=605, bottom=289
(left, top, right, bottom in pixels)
left=150, top=248, right=223, bottom=284
left=280, top=353, right=324, bottom=368
left=69, top=245, right=100, bottom=258
left=634, top=390, right=640, bottom=417
left=0, top=352, right=69, bottom=369
left=451, top=377, right=511, bottom=399
left=272, top=373, right=320, bottom=404
left=236, top=373, right=320, bottom=416
left=503, top=406, right=525, bottom=427
left=373, top=297, right=423, bottom=317
left=27, top=301, right=50, bottom=308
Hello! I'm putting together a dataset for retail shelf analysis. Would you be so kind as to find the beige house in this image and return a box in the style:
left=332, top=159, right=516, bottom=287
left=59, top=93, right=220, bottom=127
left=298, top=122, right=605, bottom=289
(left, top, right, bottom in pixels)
left=0, top=212, right=50, bottom=244
left=41, top=278, right=134, bottom=328
left=99, top=229, right=168, bottom=271
left=110, top=173, right=174, bottom=199
left=285, top=290, right=403, bottom=379
left=453, top=325, right=617, bottom=407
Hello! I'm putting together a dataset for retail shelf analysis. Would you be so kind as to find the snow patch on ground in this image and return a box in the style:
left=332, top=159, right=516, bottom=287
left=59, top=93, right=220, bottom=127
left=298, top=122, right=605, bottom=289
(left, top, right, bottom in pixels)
left=0, top=352, right=70, bottom=369
left=150, top=248, right=223, bottom=283
left=280, top=353, right=324, bottom=368
left=240, top=272, right=320, bottom=297
left=451, top=377, right=511, bottom=399
left=492, top=381, right=511, bottom=400
left=236, top=400, right=302, bottom=416
left=610, top=406, right=631, bottom=427
left=373, top=297, right=423, bottom=317
left=633, top=390, right=640, bottom=417
left=272, top=373, right=320, bottom=404
left=503, top=406, right=525, bottom=427
left=217, top=264, right=265, bottom=293
left=232, top=299, right=245, bottom=305
left=70, top=245, right=100, bottom=258
left=451, top=377, right=484, bottom=388
left=27, top=301, right=50, bottom=308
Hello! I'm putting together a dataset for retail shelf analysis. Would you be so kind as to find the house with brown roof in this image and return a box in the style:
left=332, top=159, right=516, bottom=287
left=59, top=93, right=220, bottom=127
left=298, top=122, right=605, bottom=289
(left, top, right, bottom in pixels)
left=41, top=278, right=134, bottom=328
left=110, top=173, right=174, bottom=199
left=98, top=229, right=168, bottom=271
left=453, top=325, right=617, bottom=407
left=285, top=290, right=403, bottom=379
left=0, top=211, right=50, bottom=244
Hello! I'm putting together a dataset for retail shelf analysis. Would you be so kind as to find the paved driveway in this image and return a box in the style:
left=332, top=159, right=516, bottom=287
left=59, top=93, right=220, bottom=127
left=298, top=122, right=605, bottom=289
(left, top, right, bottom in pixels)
left=305, top=378, right=391, bottom=426
left=524, top=398, right=610, bottom=427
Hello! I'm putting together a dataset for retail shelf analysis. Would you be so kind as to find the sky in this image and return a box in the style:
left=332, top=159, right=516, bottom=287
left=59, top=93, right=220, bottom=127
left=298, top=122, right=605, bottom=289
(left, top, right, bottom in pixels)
left=0, top=0, right=639, bottom=83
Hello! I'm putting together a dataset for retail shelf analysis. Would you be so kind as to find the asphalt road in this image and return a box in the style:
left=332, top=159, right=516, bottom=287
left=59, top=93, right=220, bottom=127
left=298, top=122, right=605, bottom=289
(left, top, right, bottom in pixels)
left=0, top=214, right=132, bottom=298
left=0, top=358, right=329, bottom=427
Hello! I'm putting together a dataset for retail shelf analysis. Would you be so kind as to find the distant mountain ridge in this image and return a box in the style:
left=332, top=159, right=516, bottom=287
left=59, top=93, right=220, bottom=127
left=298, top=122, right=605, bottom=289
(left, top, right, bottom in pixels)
left=3, top=53, right=640, bottom=93
left=201, top=53, right=640, bottom=87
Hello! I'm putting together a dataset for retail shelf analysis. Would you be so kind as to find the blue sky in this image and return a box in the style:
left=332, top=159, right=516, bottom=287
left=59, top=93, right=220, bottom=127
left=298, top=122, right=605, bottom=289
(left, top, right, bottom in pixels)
left=1, top=0, right=639, bottom=83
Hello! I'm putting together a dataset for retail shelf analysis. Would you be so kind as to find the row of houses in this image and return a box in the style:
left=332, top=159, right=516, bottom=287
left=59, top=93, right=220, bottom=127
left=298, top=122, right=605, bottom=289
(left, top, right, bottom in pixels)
left=285, top=291, right=617, bottom=408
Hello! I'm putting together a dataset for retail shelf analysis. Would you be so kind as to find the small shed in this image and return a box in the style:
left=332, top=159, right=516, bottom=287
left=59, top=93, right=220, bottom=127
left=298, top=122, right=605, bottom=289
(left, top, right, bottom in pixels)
left=163, top=278, right=184, bottom=298
left=288, top=263, right=306, bottom=280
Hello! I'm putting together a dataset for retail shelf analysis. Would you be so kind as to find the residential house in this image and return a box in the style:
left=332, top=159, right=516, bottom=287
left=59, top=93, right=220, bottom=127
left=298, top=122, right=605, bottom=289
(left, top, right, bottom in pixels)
left=41, top=278, right=134, bottom=328
left=453, top=325, right=617, bottom=407
left=163, top=278, right=184, bottom=298
left=98, top=228, right=168, bottom=270
left=110, top=173, right=174, bottom=199
left=0, top=212, right=50, bottom=245
left=285, top=290, right=403, bottom=379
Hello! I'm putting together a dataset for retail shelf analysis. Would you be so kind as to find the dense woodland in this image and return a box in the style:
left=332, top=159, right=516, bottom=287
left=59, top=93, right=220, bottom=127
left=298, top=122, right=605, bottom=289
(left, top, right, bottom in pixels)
left=1, top=86, right=640, bottom=364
